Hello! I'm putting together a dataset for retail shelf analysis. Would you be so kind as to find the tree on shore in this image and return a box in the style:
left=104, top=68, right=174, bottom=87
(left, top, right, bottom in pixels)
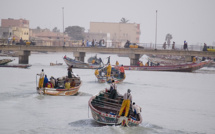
left=120, top=18, right=129, bottom=23
left=36, top=26, right=41, bottom=30
left=52, top=27, right=60, bottom=32
left=65, top=26, right=85, bottom=40
left=165, top=33, right=173, bottom=48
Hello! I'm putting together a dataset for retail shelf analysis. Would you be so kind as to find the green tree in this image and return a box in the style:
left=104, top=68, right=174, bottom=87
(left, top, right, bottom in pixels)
left=65, top=26, right=85, bottom=40
left=52, top=27, right=60, bottom=32
left=120, top=18, right=129, bottom=23
left=36, top=26, right=41, bottom=30
left=165, top=33, right=173, bottom=48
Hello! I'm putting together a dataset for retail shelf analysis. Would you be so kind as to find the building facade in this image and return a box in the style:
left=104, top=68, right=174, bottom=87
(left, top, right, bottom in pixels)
left=89, top=22, right=140, bottom=46
left=0, top=18, right=30, bottom=42
left=1, top=18, right=29, bottom=28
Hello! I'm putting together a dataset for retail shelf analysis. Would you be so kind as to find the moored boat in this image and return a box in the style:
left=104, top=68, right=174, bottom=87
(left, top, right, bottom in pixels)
left=37, top=73, right=82, bottom=96
left=50, top=62, right=63, bottom=66
left=88, top=90, right=142, bottom=126
left=114, top=60, right=212, bottom=72
left=0, top=59, right=13, bottom=65
left=0, top=64, right=31, bottom=68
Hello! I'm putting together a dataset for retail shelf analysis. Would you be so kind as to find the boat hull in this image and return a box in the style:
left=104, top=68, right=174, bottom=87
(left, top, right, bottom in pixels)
left=114, top=61, right=212, bottom=72
left=37, top=81, right=81, bottom=96
left=88, top=92, right=142, bottom=126
left=63, top=57, right=103, bottom=69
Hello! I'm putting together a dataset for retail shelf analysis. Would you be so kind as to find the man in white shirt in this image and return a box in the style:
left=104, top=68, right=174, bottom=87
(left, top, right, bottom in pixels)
left=132, top=102, right=142, bottom=120
left=37, top=69, right=45, bottom=88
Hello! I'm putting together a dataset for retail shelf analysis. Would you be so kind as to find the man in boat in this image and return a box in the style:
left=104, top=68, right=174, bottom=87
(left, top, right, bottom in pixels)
left=116, top=61, right=119, bottom=66
left=107, top=56, right=110, bottom=64
left=70, top=79, right=76, bottom=88
left=37, top=69, right=45, bottom=88
left=50, top=76, right=55, bottom=87
left=118, top=89, right=132, bottom=117
left=109, top=80, right=117, bottom=99
left=132, top=102, right=142, bottom=120
left=94, top=69, right=99, bottom=76
left=65, top=79, right=70, bottom=89
left=106, top=63, right=112, bottom=77
left=68, top=65, right=73, bottom=78
left=193, top=57, right=196, bottom=63
left=119, top=65, right=125, bottom=78
left=43, top=75, right=48, bottom=87
left=139, top=62, right=143, bottom=66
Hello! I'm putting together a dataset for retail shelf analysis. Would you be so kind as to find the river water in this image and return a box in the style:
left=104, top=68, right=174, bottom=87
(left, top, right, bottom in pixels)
left=0, top=52, right=215, bottom=134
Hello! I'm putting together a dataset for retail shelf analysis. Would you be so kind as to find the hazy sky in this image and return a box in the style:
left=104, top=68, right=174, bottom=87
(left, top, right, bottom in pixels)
left=0, top=0, right=215, bottom=45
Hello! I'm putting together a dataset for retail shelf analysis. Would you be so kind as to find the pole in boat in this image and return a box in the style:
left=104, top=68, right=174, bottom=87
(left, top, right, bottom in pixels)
left=62, top=7, right=65, bottom=47
left=155, top=10, right=158, bottom=50
left=36, top=74, right=37, bottom=88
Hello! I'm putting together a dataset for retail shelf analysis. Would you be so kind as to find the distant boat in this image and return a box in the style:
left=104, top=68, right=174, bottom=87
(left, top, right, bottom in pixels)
left=50, top=61, right=63, bottom=66
left=0, top=59, right=13, bottom=65
left=95, top=66, right=125, bottom=83
left=114, top=60, right=212, bottom=72
left=63, top=56, right=104, bottom=69
left=88, top=90, right=142, bottom=126
left=0, top=64, right=31, bottom=68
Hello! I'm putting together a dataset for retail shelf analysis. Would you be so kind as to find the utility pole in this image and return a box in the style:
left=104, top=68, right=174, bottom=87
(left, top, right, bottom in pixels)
left=155, top=10, right=158, bottom=50
left=62, top=7, right=65, bottom=47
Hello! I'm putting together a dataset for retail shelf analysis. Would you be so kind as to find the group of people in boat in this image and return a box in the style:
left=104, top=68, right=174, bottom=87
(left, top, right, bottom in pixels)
left=37, top=66, right=77, bottom=89
left=94, top=62, right=125, bottom=80
left=105, top=80, right=142, bottom=121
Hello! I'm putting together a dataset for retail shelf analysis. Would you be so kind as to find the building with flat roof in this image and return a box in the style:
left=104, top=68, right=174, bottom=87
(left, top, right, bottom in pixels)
left=90, top=22, right=140, bottom=46
left=1, top=18, right=29, bottom=28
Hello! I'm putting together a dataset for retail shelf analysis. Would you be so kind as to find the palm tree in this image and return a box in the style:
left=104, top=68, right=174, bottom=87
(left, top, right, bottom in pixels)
left=120, top=18, right=129, bottom=23
left=165, top=33, right=173, bottom=48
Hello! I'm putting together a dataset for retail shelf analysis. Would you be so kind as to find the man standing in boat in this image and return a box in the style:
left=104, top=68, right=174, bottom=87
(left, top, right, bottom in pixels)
left=37, top=69, right=45, bottom=88
left=109, top=80, right=117, bottom=99
left=68, top=65, right=73, bottom=78
left=119, top=65, right=125, bottom=78
left=107, top=56, right=110, bottom=64
left=106, top=63, right=112, bottom=77
left=118, top=89, right=132, bottom=117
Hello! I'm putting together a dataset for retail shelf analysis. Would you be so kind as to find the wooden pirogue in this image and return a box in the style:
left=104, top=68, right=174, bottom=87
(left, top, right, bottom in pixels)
left=88, top=90, right=142, bottom=126
left=95, top=66, right=126, bottom=84
left=114, top=60, right=212, bottom=72
left=37, top=74, right=82, bottom=96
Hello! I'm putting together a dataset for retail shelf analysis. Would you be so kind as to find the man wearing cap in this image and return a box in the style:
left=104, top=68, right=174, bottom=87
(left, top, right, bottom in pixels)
left=118, top=89, right=132, bottom=117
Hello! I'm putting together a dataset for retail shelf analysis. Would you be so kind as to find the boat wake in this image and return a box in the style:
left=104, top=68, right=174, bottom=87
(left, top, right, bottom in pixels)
left=140, top=122, right=202, bottom=134
left=68, top=119, right=105, bottom=127
left=68, top=120, right=199, bottom=134
left=76, top=92, right=92, bottom=96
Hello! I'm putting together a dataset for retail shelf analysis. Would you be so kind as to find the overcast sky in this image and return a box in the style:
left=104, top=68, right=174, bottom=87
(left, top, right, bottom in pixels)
left=0, top=0, right=215, bottom=45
